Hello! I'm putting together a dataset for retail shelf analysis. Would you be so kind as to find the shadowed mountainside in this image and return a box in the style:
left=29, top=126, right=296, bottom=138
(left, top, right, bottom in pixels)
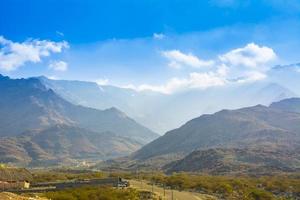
left=0, top=125, right=142, bottom=166
left=123, top=99, right=300, bottom=173
left=163, top=147, right=300, bottom=174
left=133, top=104, right=300, bottom=160
left=0, top=74, right=158, bottom=166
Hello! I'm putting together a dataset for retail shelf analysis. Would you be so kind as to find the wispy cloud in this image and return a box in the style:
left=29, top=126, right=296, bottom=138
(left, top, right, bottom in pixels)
left=0, top=36, right=69, bottom=71
left=122, top=70, right=227, bottom=94
left=162, top=50, right=215, bottom=69
left=95, top=78, right=109, bottom=85
left=56, top=31, right=65, bottom=37
left=49, top=60, right=68, bottom=71
left=235, top=71, right=267, bottom=83
left=153, top=33, right=166, bottom=40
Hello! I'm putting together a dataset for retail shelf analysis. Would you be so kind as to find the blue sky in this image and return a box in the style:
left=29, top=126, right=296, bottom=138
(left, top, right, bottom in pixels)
left=1, top=0, right=300, bottom=43
left=1, top=0, right=300, bottom=93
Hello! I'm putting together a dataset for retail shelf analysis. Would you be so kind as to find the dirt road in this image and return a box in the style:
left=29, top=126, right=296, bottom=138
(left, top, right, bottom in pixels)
left=129, top=180, right=217, bottom=200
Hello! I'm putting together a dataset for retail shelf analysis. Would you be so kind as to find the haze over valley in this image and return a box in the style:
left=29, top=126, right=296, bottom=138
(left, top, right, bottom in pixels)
left=38, top=65, right=298, bottom=134
left=1, top=1, right=300, bottom=199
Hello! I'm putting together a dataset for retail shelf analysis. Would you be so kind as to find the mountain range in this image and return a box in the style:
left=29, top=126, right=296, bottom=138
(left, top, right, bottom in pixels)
left=133, top=101, right=300, bottom=159
left=1, top=69, right=300, bottom=171
left=111, top=98, right=300, bottom=174
left=0, top=74, right=158, bottom=166
left=38, top=73, right=296, bottom=134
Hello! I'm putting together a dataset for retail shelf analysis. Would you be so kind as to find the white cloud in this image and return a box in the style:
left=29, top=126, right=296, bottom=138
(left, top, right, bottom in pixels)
left=124, top=70, right=226, bottom=94
left=0, top=36, right=69, bottom=71
left=136, top=78, right=188, bottom=94
left=188, top=72, right=227, bottom=88
left=219, top=43, right=276, bottom=68
left=236, top=71, right=267, bottom=83
left=96, top=78, right=109, bottom=85
left=48, top=60, right=68, bottom=71
left=162, top=50, right=214, bottom=69
left=153, top=33, right=165, bottom=40
left=126, top=43, right=275, bottom=94
left=217, top=43, right=276, bottom=83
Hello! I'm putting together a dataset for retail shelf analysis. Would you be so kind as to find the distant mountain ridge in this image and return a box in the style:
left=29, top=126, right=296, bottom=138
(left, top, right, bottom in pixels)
left=268, top=63, right=300, bottom=96
left=128, top=98, right=300, bottom=173
left=38, top=76, right=296, bottom=133
left=133, top=103, right=300, bottom=160
left=270, top=97, right=300, bottom=113
left=0, top=74, right=158, bottom=166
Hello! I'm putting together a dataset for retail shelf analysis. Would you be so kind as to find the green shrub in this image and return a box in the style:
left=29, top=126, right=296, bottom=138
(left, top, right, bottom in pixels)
left=125, top=172, right=299, bottom=199
left=45, top=186, right=139, bottom=200
left=248, top=189, right=274, bottom=200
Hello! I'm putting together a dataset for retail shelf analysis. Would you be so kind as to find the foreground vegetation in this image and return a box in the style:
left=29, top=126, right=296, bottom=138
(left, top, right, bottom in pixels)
left=44, top=186, right=140, bottom=200
left=28, top=170, right=143, bottom=200
left=32, top=169, right=107, bottom=183
left=111, top=172, right=300, bottom=200
left=30, top=169, right=300, bottom=199
left=153, top=173, right=300, bottom=199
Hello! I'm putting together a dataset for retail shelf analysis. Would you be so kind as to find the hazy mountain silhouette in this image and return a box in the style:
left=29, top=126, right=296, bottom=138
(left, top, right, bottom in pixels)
left=0, top=74, right=158, bottom=166
left=39, top=76, right=296, bottom=133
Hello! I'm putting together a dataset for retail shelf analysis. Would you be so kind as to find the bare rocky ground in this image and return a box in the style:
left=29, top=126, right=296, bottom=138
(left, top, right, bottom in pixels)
left=0, top=192, right=47, bottom=200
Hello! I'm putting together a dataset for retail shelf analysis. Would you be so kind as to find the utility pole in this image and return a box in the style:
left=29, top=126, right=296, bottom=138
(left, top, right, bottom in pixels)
left=171, top=188, right=174, bottom=200
left=139, top=169, right=143, bottom=189
left=151, top=170, right=154, bottom=193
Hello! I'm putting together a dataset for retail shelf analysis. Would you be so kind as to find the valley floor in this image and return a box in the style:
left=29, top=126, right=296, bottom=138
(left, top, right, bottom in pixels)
left=129, top=179, right=217, bottom=200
